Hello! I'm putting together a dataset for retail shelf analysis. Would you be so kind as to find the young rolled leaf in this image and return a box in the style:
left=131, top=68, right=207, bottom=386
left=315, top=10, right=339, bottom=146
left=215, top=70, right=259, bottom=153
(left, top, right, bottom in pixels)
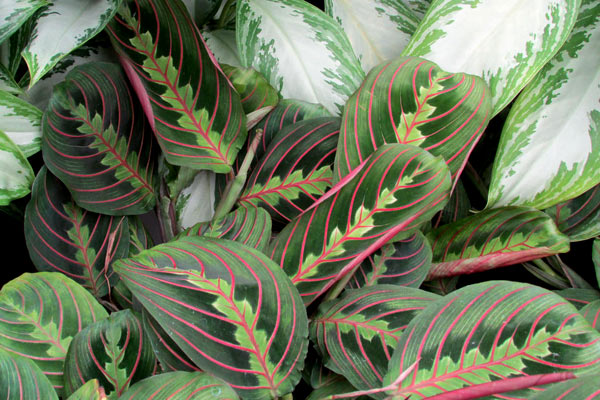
left=237, top=0, right=365, bottom=115
left=383, top=281, right=600, bottom=399
left=580, top=299, right=600, bottom=330
left=239, top=117, right=340, bottom=224
left=43, top=61, right=158, bottom=215
left=347, top=231, right=432, bottom=289
left=107, top=0, right=247, bottom=172
left=24, top=167, right=130, bottom=298
left=66, top=379, right=107, bottom=400
left=312, top=285, right=440, bottom=397
left=114, top=237, right=309, bottom=399
left=0, top=128, right=34, bottom=205
left=176, top=206, right=272, bottom=253
left=334, top=56, right=491, bottom=183
left=426, top=206, right=570, bottom=279
left=325, top=0, right=420, bottom=72
left=0, top=0, right=47, bottom=45
left=22, top=0, right=122, bottom=87
left=0, top=272, right=108, bottom=395
left=119, top=371, right=239, bottom=400
left=270, top=143, right=451, bottom=305
left=221, top=64, right=279, bottom=115
left=0, top=348, right=58, bottom=400
left=402, top=0, right=580, bottom=115
left=0, top=89, right=43, bottom=157
left=545, top=183, right=600, bottom=241
left=487, top=0, right=600, bottom=209
left=528, top=375, right=600, bottom=400
left=64, top=309, right=156, bottom=397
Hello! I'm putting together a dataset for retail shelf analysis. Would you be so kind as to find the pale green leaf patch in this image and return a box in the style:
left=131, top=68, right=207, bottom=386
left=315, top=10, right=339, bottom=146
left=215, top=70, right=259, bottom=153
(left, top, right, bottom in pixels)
left=0, top=90, right=42, bottom=157
left=0, top=0, right=47, bottom=44
left=0, top=128, right=33, bottom=205
left=203, top=29, right=242, bottom=67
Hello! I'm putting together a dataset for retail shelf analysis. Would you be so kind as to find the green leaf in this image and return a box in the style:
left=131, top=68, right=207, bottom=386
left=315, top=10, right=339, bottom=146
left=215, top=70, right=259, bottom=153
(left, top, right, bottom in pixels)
left=0, top=90, right=42, bottom=157
left=0, top=128, right=33, bottom=205
left=487, top=0, right=600, bottom=209
left=221, top=64, right=279, bottom=115
left=203, top=29, right=242, bottom=68
left=22, top=0, right=122, bottom=86
left=66, top=379, right=107, bottom=400
left=432, top=179, right=471, bottom=228
left=580, top=300, right=600, bottom=330
left=555, top=288, right=600, bottom=310
left=384, top=281, right=600, bottom=399
left=24, top=167, right=130, bottom=298
left=0, top=348, right=58, bottom=400
left=64, top=310, right=156, bottom=397
left=402, top=0, right=581, bottom=115
left=114, top=237, right=309, bottom=399
left=0, top=0, right=47, bottom=45
left=426, top=206, right=570, bottom=279
left=529, top=375, right=600, bottom=399
left=237, top=0, right=365, bottom=115
left=0, top=272, right=108, bottom=396
left=545, top=184, right=600, bottom=241
left=594, top=238, right=600, bottom=287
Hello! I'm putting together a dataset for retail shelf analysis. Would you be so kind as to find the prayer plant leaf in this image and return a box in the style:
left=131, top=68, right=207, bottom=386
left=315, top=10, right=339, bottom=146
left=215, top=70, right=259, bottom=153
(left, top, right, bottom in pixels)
left=65, top=379, right=107, bottom=400
left=270, top=143, right=451, bottom=306
left=236, top=0, right=365, bottom=115
left=487, top=0, right=600, bottom=209
left=24, top=167, right=130, bottom=298
left=113, top=236, right=309, bottom=399
left=580, top=299, right=600, bottom=330
left=0, top=348, right=58, bottom=400
left=544, top=183, right=600, bottom=242
left=402, top=0, right=580, bottom=115
left=334, top=56, right=491, bottom=184
left=221, top=64, right=279, bottom=115
left=0, top=272, right=108, bottom=396
left=43, top=62, right=158, bottom=215
left=384, top=281, right=600, bottom=399
left=426, top=206, right=570, bottom=279
left=107, top=0, right=247, bottom=172
left=529, top=375, right=600, bottom=400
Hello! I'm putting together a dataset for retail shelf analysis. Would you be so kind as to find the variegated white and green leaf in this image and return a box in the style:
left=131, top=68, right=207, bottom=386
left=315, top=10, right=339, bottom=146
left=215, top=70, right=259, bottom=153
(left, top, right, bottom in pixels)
left=325, top=0, right=420, bottom=72
left=402, top=0, right=581, bottom=115
left=0, top=90, right=42, bottom=157
left=202, top=29, right=241, bottom=67
left=0, top=0, right=47, bottom=44
left=237, top=0, right=365, bottom=115
left=488, top=0, right=600, bottom=209
left=22, top=0, right=121, bottom=87
left=403, top=0, right=432, bottom=18
left=0, top=128, right=33, bottom=205
left=175, top=170, right=216, bottom=230
left=0, top=65, right=22, bottom=95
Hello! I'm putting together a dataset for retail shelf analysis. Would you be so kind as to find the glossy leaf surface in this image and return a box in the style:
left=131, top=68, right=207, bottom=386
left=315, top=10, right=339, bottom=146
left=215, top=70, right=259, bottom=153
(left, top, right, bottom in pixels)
left=237, top=0, right=365, bottom=115
left=312, top=285, right=439, bottom=397
left=545, top=183, right=600, bottom=241
left=384, top=281, right=600, bottom=399
left=402, top=0, right=580, bottom=115
left=107, top=0, right=247, bottom=172
left=114, top=237, right=309, bottom=399
left=240, top=117, right=340, bottom=224
left=487, top=0, right=600, bottom=209
left=0, top=128, right=33, bottom=205
left=24, top=167, right=130, bottom=298
left=427, top=206, right=570, bottom=279
left=64, top=310, right=156, bottom=397
left=0, top=90, right=43, bottom=157
left=270, top=144, right=451, bottom=305
left=0, top=272, right=108, bottom=395
left=334, top=56, right=491, bottom=183
left=0, top=348, right=58, bottom=400
left=221, top=64, right=279, bottom=115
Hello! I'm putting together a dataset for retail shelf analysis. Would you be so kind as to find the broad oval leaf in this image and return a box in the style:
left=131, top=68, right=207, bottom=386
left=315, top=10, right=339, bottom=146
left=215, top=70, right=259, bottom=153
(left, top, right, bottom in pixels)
left=334, top=56, right=491, bottom=183
left=119, top=371, right=239, bottom=399
left=64, top=309, right=156, bottom=397
left=347, top=231, right=432, bottom=289
left=240, top=117, right=340, bottom=224
left=383, top=281, right=600, bottom=399
left=402, top=0, right=580, bottom=115
left=581, top=300, right=600, bottom=330
left=24, top=167, right=130, bottom=298
left=0, top=89, right=43, bottom=157
left=312, top=285, right=439, bottom=397
left=487, top=0, right=600, bottom=209
left=221, top=64, right=279, bottom=115
left=114, top=237, right=309, bottom=399
left=426, top=206, right=570, bottom=279
left=0, top=272, right=108, bottom=395
left=0, top=128, right=34, bottom=205
left=43, top=62, right=158, bottom=215
left=0, top=0, right=47, bottom=44
left=0, top=348, right=58, bottom=400
left=107, top=0, right=247, bottom=172
left=22, top=0, right=122, bottom=87
left=237, top=0, right=365, bottom=115
left=325, top=0, right=420, bottom=72
left=545, top=183, right=600, bottom=241
left=66, top=379, right=107, bottom=400
left=270, top=143, right=451, bottom=305
left=529, top=375, right=600, bottom=400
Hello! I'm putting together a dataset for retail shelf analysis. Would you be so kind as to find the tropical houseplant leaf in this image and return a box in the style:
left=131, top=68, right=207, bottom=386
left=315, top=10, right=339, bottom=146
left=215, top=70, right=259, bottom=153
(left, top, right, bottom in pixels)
left=0, top=348, right=58, bottom=400
left=66, top=379, right=107, bottom=400
left=432, top=179, right=470, bottom=228
left=107, top=0, right=247, bottom=172
left=221, top=64, right=279, bottom=115
left=555, top=288, right=600, bottom=310
left=544, top=183, right=600, bottom=241
left=529, top=375, right=600, bottom=400
left=580, top=300, right=600, bottom=330
left=203, top=29, right=241, bottom=68
left=0, top=88, right=42, bottom=157
left=0, top=0, right=47, bottom=45
left=0, top=128, right=34, bottom=205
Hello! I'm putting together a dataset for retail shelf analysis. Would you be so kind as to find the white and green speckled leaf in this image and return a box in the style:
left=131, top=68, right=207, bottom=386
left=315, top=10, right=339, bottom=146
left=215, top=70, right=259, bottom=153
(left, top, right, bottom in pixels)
left=325, top=0, right=420, bottom=72
left=0, top=0, right=47, bottom=44
left=0, top=65, right=22, bottom=94
left=175, top=170, right=216, bottom=230
left=488, top=0, right=599, bottom=209
left=203, top=29, right=242, bottom=67
left=0, top=90, right=42, bottom=157
left=402, top=0, right=581, bottom=115
left=403, top=0, right=432, bottom=17
left=237, top=0, right=365, bottom=115
left=22, top=0, right=121, bottom=87
left=0, top=128, right=33, bottom=205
